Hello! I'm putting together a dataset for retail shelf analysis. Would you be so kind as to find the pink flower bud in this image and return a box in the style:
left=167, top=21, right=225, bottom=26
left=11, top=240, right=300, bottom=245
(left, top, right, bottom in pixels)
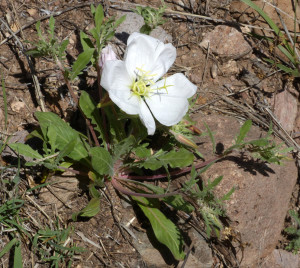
left=99, top=45, right=117, bottom=68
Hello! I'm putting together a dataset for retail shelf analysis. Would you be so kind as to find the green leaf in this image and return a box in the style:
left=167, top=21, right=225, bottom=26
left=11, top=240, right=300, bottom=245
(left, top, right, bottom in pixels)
left=141, top=184, right=194, bottom=213
left=112, top=135, right=136, bottom=161
left=236, top=120, right=252, bottom=144
left=140, top=24, right=152, bottom=34
left=0, top=238, right=18, bottom=258
left=9, top=143, right=43, bottom=160
left=70, top=48, right=94, bottom=80
left=114, top=15, right=126, bottom=28
left=79, top=91, right=104, bottom=140
left=80, top=31, right=94, bottom=52
left=133, top=196, right=185, bottom=260
left=90, top=147, right=113, bottom=176
left=133, top=144, right=151, bottom=158
left=54, top=138, right=77, bottom=165
left=241, top=0, right=281, bottom=35
left=94, top=4, right=104, bottom=32
left=48, top=16, right=55, bottom=39
left=13, top=242, right=22, bottom=268
left=277, top=45, right=297, bottom=65
left=204, top=123, right=216, bottom=153
left=72, top=197, right=100, bottom=221
left=159, top=148, right=194, bottom=168
left=35, top=112, right=89, bottom=161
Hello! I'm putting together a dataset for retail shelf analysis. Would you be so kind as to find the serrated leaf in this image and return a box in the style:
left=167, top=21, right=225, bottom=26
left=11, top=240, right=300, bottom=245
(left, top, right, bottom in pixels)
left=134, top=144, right=151, bottom=158
left=70, top=48, right=94, bottom=80
left=72, top=197, right=100, bottom=221
left=9, top=143, right=43, bottom=160
left=141, top=184, right=194, bottom=213
left=159, top=148, right=194, bottom=168
left=236, top=120, right=252, bottom=144
left=90, top=147, right=113, bottom=176
left=133, top=196, right=185, bottom=260
left=48, top=16, right=55, bottom=39
left=206, top=176, right=223, bottom=191
left=112, top=135, right=136, bottom=161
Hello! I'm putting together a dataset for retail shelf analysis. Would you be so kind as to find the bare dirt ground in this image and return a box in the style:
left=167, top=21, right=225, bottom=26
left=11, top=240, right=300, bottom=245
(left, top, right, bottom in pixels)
left=0, top=0, right=300, bottom=267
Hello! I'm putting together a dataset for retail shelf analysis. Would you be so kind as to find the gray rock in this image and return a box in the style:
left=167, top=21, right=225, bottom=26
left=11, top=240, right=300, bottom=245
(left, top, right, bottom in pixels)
left=115, top=12, right=172, bottom=44
left=196, top=114, right=298, bottom=267
left=199, top=25, right=252, bottom=60
left=178, top=229, right=213, bottom=268
left=260, top=249, right=299, bottom=268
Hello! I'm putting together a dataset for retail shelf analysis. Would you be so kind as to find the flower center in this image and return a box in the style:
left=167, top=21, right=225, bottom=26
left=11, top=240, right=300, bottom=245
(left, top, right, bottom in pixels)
left=130, top=67, right=171, bottom=99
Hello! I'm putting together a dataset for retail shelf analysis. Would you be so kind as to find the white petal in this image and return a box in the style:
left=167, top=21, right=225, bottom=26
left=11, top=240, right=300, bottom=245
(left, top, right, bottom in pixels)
left=125, top=33, right=175, bottom=81
left=145, top=74, right=197, bottom=126
left=149, top=43, right=176, bottom=82
left=100, top=60, right=140, bottom=114
left=145, top=94, right=189, bottom=126
left=138, top=100, right=156, bottom=135
left=151, top=73, right=197, bottom=98
left=109, top=91, right=141, bottom=115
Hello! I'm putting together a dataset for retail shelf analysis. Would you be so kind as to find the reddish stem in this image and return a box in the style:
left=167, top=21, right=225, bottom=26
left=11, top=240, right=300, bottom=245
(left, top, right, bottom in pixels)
left=119, top=156, right=221, bottom=181
left=96, top=63, right=110, bottom=150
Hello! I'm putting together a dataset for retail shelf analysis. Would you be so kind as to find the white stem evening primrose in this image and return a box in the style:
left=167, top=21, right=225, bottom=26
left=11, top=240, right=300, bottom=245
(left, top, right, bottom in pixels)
left=100, top=32, right=197, bottom=135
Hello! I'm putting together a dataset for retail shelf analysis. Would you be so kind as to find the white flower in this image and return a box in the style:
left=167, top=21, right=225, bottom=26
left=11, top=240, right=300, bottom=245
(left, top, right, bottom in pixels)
left=100, top=32, right=197, bottom=135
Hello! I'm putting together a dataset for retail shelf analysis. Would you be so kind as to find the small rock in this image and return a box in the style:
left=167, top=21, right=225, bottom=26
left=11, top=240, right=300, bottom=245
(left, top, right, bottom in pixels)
left=274, top=89, right=298, bottom=132
left=10, top=100, right=26, bottom=113
left=199, top=25, right=252, bottom=60
left=39, top=174, right=79, bottom=208
left=115, top=12, right=145, bottom=43
left=150, top=27, right=172, bottom=43
left=219, top=60, right=240, bottom=76
left=260, top=249, right=299, bottom=268
left=178, top=229, right=213, bottom=268
left=27, top=8, right=38, bottom=17
left=115, top=12, right=172, bottom=44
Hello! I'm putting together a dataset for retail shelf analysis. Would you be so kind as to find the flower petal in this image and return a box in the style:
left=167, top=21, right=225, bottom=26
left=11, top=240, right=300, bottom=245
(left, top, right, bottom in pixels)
left=125, top=33, right=175, bottom=81
left=145, top=74, right=197, bottom=126
left=145, top=94, right=189, bottom=126
left=149, top=43, right=176, bottom=82
left=151, top=73, right=197, bottom=98
left=138, top=100, right=156, bottom=135
left=100, top=60, right=140, bottom=114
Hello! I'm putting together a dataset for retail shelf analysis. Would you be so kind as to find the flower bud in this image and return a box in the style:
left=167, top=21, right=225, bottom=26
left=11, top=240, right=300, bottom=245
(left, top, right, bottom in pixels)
left=99, top=45, right=117, bottom=68
left=170, top=130, right=198, bottom=149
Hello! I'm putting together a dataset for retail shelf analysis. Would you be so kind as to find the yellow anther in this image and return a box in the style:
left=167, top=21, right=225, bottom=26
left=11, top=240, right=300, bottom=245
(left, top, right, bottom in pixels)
left=130, top=67, right=173, bottom=99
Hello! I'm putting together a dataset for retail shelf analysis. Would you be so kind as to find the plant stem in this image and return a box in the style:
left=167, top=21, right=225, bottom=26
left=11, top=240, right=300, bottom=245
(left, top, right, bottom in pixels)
left=120, top=155, right=221, bottom=181
left=111, top=177, right=181, bottom=198
left=96, top=63, right=110, bottom=150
